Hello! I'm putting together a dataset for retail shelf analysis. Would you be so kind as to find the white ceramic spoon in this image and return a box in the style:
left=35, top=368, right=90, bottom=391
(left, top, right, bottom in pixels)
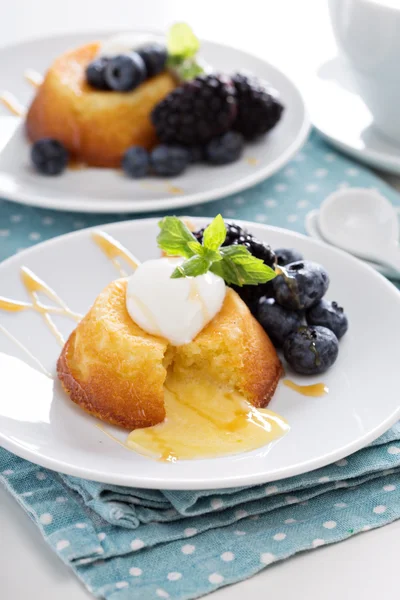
left=319, top=188, right=400, bottom=274
left=304, top=209, right=400, bottom=279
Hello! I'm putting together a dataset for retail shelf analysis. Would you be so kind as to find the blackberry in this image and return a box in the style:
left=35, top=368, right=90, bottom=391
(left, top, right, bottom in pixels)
left=232, top=73, right=284, bottom=139
left=151, top=74, right=237, bottom=146
left=194, top=222, right=275, bottom=267
left=193, top=222, right=276, bottom=314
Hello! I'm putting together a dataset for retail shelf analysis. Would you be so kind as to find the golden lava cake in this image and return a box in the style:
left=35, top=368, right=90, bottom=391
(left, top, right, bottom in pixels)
left=57, top=279, right=283, bottom=430
left=26, top=43, right=177, bottom=167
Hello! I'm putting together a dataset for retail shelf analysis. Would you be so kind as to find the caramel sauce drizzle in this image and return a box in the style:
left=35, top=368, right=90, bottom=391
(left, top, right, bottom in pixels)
left=245, top=157, right=259, bottom=166
left=283, top=379, right=328, bottom=397
left=92, top=231, right=139, bottom=277
left=189, top=278, right=210, bottom=322
left=0, top=323, right=52, bottom=378
left=139, top=182, right=184, bottom=195
left=0, top=267, right=82, bottom=346
left=24, top=69, right=43, bottom=88
left=96, top=423, right=178, bottom=462
left=0, top=91, right=25, bottom=117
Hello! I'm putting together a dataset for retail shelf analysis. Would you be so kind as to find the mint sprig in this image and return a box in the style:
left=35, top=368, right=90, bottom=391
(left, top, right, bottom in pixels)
left=167, top=23, right=200, bottom=61
left=166, top=22, right=205, bottom=81
left=157, top=215, right=277, bottom=287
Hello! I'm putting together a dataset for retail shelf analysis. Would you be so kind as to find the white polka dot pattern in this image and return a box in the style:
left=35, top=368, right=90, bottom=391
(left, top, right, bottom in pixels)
left=260, top=553, right=276, bottom=565
left=167, top=572, right=182, bottom=581
left=130, top=539, right=144, bottom=551
left=208, top=573, right=224, bottom=584
left=39, top=513, right=53, bottom=525
left=221, top=552, right=235, bottom=562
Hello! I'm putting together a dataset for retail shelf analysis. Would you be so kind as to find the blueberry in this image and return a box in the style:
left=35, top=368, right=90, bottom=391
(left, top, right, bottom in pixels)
left=85, top=57, right=110, bottom=90
left=307, top=299, right=348, bottom=339
left=31, top=138, right=68, bottom=175
left=273, top=260, right=329, bottom=310
left=275, top=247, right=303, bottom=267
left=257, top=297, right=304, bottom=347
left=121, top=146, right=149, bottom=178
left=205, top=132, right=244, bottom=165
left=150, top=144, right=190, bottom=176
left=105, top=53, right=146, bottom=91
left=137, top=44, right=167, bottom=77
left=187, top=145, right=204, bottom=163
left=283, top=326, right=339, bottom=375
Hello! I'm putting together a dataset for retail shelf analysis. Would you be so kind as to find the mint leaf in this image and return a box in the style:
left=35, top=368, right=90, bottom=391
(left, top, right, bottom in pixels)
left=210, top=258, right=243, bottom=285
left=157, top=217, right=197, bottom=258
left=169, top=57, right=205, bottom=81
left=167, top=23, right=200, bottom=59
left=220, top=245, right=276, bottom=285
left=202, top=214, right=226, bottom=251
left=187, top=240, right=204, bottom=255
left=171, top=255, right=210, bottom=279
left=203, top=248, right=223, bottom=263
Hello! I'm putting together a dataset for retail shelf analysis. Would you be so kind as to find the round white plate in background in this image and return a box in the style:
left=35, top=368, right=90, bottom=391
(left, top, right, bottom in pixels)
left=0, top=30, right=309, bottom=213
left=0, top=218, right=399, bottom=489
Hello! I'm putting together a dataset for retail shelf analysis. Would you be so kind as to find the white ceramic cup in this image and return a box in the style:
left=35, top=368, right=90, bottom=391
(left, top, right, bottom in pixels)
left=328, top=0, right=400, bottom=145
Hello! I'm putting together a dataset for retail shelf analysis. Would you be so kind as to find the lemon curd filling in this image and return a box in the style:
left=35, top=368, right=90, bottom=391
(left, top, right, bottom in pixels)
left=128, top=372, right=289, bottom=461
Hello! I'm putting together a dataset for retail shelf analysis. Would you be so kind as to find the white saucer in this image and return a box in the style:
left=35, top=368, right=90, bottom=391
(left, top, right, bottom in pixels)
left=308, top=56, right=400, bottom=175
left=0, top=30, right=310, bottom=214
left=1, top=217, right=400, bottom=489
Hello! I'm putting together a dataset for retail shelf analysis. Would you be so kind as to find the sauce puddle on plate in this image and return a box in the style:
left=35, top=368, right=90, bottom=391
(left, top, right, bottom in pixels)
left=127, top=373, right=289, bottom=461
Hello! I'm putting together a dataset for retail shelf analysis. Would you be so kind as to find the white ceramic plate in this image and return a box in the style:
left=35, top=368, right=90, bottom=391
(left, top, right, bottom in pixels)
left=0, top=30, right=309, bottom=214
left=308, top=56, right=400, bottom=175
left=0, top=217, right=399, bottom=490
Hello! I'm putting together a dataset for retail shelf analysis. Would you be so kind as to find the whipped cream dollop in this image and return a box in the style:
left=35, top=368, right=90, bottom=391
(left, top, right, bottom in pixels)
left=97, top=33, right=163, bottom=58
left=126, top=257, right=226, bottom=345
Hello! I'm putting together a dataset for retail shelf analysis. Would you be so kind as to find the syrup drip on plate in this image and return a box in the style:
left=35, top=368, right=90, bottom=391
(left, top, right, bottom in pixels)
left=24, top=69, right=43, bottom=88
left=92, top=231, right=139, bottom=277
left=0, top=91, right=25, bottom=117
left=139, top=181, right=184, bottom=195
left=283, top=379, right=328, bottom=397
left=0, top=267, right=82, bottom=346
left=245, top=157, right=259, bottom=166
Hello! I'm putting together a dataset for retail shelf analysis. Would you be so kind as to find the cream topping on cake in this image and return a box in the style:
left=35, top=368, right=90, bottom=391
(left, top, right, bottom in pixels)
left=125, top=257, right=226, bottom=345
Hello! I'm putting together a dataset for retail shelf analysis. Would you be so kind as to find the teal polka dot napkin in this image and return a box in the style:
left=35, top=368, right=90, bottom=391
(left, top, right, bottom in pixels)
left=1, top=130, right=400, bottom=599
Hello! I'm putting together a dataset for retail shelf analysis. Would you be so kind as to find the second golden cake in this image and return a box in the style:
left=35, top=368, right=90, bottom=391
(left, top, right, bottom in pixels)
left=26, top=42, right=177, bottom=167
